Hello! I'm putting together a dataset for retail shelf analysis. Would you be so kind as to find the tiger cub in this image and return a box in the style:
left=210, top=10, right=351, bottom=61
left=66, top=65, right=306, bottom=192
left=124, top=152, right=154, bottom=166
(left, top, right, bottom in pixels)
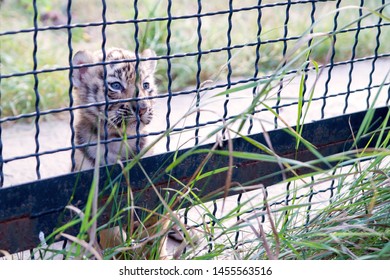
left=71, top=48, right=168, bottom=258
left=71, top=47, right=157, bottom=171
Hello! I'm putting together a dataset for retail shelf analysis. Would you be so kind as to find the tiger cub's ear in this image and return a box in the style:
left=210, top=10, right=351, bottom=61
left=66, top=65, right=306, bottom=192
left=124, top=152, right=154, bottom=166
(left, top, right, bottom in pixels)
left=141, top=49, right=157, bottom=74
left=72, top=50, right=95, bottom=88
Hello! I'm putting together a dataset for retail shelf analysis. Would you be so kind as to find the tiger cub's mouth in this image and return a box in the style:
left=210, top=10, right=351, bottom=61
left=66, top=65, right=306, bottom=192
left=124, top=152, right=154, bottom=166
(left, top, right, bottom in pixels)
left=110, top=104, right=153, bottom=128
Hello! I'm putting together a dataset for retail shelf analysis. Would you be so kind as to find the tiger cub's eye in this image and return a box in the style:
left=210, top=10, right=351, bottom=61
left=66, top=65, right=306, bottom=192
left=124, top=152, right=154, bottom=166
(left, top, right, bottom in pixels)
left=109, top=82, right=123, bottom=91
left=142, top=82, right=150, bottom=90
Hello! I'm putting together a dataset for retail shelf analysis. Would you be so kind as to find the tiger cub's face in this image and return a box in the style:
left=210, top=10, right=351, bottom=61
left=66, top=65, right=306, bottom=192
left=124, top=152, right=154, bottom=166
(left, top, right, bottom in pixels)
left=72, top=48, right=157, bottom=131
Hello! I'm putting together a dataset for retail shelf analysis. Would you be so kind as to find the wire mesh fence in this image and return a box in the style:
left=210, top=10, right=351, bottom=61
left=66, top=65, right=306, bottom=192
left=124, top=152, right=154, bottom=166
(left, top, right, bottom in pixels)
left=1, top=0, right=389, bottom=187
left=0, top=0, right=389, bottom=259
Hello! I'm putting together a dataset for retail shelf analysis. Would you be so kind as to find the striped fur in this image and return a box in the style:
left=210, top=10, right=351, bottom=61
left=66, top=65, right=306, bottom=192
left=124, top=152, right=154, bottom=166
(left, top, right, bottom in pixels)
left=71, top=48, right=157, bottom=171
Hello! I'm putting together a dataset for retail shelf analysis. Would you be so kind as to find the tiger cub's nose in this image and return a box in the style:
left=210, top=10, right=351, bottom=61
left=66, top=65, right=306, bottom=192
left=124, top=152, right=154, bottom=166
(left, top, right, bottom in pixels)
left=132, top=102, right=147, bottom=116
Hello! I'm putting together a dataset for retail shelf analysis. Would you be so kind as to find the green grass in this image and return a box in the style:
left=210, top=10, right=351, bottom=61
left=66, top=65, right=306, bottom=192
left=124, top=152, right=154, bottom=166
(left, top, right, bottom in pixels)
left=1, top=0, right=389, bottom=117
left=27, top=85, right=389, bottom=260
